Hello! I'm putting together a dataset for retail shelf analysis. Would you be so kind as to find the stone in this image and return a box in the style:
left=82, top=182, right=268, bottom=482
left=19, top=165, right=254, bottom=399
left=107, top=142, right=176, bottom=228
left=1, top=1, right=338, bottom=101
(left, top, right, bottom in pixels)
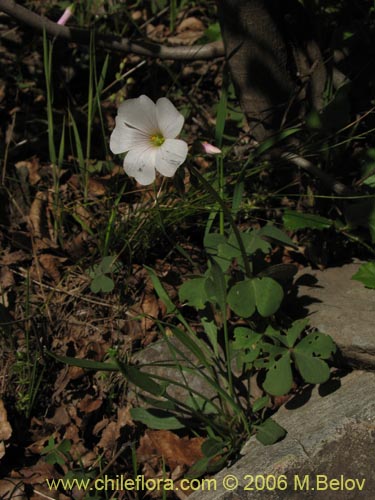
left=295, top=262, right=375, bottom=368
left=189, top=370, right=375, bottom=500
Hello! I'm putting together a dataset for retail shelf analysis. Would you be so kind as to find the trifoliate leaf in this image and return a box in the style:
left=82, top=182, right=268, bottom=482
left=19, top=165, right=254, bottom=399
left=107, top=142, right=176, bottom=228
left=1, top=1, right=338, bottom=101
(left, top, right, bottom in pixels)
left=263, top=352, right=293, bottom=396
left=227, top=279, right=256, bottom=317
left=253, top=277, right=284, bottom=317
left=179, top=277, right=208, bottom=310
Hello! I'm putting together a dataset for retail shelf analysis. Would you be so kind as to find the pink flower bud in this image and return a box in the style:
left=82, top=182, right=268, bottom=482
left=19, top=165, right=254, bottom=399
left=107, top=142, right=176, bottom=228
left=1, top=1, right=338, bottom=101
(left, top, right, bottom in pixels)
left=57, top=6, right=73, bottom=26
left=201, top=141, right=222, bottom=155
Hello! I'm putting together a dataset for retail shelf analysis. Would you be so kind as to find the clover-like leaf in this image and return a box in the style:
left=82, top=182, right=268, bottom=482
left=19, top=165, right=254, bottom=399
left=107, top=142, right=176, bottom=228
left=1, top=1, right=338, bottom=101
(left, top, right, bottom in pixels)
left=227, top=279, right=256, bottom=317
left=293, top=332, right=336, bottom=384
left=295, top=332, right=336, bottom=359
left=263, top=352, right=293, bottom=396
left=179, top=277, right=208, bottom=310
left=253, top=277, right=284, bottom=317
left=90, top=274, right=114, bottom=293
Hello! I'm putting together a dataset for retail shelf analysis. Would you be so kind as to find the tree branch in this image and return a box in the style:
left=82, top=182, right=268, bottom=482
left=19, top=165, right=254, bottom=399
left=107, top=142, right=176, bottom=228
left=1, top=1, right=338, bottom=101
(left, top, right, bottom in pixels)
left=281, top=152, right=354, bottom=196
left=0, top=0, right=225, bottom=60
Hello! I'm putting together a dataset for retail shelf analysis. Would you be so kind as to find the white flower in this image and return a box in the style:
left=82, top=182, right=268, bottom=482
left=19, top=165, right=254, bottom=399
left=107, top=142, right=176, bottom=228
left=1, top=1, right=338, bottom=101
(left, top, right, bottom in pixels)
left=110, top=95, right=188, bottom=185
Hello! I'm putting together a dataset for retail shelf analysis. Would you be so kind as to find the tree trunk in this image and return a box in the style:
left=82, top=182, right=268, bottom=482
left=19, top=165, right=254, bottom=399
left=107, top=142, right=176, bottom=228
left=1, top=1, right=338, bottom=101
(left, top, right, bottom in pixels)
left=217, top=0, right=327, bottom=143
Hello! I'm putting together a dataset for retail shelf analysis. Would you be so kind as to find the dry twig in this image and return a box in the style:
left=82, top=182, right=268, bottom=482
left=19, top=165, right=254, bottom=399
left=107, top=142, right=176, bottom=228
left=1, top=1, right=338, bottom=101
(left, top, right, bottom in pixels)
left=0, top=0, right=225, bottom=60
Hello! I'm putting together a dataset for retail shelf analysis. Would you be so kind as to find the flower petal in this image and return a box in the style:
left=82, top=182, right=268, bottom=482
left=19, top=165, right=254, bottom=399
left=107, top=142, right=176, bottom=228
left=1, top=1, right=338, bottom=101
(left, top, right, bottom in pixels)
left=155, top=139, right=188, bottom=177
left=156, top=98, right=185, bottom=139
left=110, top=119, right=150, bottom=155
left=117, top=95, right=158, bottom=134
left=123, top=146, right=157, bottom=185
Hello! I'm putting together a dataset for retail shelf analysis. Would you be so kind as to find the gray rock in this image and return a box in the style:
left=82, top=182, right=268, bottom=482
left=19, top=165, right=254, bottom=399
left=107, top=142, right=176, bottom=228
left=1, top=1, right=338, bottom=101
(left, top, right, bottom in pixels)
left=295, top=262, right=375, bottom=368
left=189, top=370, right=375, bottom=500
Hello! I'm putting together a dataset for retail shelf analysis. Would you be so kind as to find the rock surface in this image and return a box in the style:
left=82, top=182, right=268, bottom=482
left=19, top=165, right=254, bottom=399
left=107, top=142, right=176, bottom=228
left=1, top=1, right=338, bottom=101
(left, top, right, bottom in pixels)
left=189, top=370, right=375, bottom=500
left=295, top=262, right=375, bottom=368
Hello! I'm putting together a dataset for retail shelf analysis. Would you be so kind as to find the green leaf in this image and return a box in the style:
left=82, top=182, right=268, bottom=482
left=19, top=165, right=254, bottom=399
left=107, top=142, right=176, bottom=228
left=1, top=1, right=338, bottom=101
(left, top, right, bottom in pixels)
left=352, top=262, right=375, bottom=289
left=118, top=363, right=166, bottom=397
left=285, top=319, right=309, bottom=348
left=243, top=231, right=270, bottom=255
left=227, top=279, right=256, bottom=318
left=232, top=327, right=262, bottom=350
left=203, top=22, right=222, bottom=43
left=186, top=457, right=211, bottom=479
left=293, top=332, right=336, bottom=384
left=179, top=277, right=208, bottom=310
left=293, top=352, right=331, bottom=385
left=258, top=224, right=297, bottom=248
left=170, top=326, right=212, bottom=367
left=283, top=210, right=333, bottom=230
left=253, top=277, right=284, bottom=317
left=90, top=274, right=114, bottom=293
left=145, top=266, right=176, bottom=314
left=256, top=418, right=286, bottom=445
left=252, top=395, right=270, bottom=413
left=201, top=317, right=219, bottom=357
left=47, top=352, right=118, bottom=371
left=205, top=262, right=227, bottom=313
left=201, top=437, right=226, bottom=458
left=263, top=352, right=293, bottom=396
left=130, top=408, right=185, bottom=430
left=204, top=233, right=226, bottom=255
left=295, top=332, right=336, bottom=359
left=99, top=256, right=122, bottom=274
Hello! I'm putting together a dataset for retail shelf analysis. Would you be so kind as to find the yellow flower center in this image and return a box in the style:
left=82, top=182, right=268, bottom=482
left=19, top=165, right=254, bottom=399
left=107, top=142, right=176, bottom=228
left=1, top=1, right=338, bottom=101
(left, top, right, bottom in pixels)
left=150, top=134, right=165, bottom=147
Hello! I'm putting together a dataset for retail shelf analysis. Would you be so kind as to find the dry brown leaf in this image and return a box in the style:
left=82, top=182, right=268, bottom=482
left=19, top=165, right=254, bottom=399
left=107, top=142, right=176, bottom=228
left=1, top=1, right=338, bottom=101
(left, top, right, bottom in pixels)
left=15, top=158, right=41, bottom=186
left=141, top=293, right=160, bottom=330
left=45, top=406, right=70, bottom=427
left=28, top=191, right=48, bottom=239
left=169, top=17, right=205, bottom=45
left=0, top=478, right=26, bottom=499
left=96, top=421, right=118, bottom=452
left=38, top=254, right=67, bottom=284
left=0, top=267, right=15, bottom=289
left=0, top=399, right=12, bottom=441
left=137, top=430, right=204, bottom=470
left=78, top=394, right=103, bottom=414
left=0, top=250, right=30, bottom=266
left=63, top=231, right=90, bottom=259
left=53, top=366, right=86, bottom=401
left=146, top=23, right=168, bottom=42
left=87, top=177, right=107, bottom=196
left=12, top=458, right=58, bottom=487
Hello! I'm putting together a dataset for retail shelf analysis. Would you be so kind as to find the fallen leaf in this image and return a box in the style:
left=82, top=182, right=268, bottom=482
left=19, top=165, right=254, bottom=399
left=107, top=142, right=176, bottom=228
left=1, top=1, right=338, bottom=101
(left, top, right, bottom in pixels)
left=78, top=394, right=103, bottom=414
left=15, top=157, right=41, bottom=186
left=0, top=267, right=14, bottom=289
left=38, top=254, right=67, bottom=283
left=0, top=250, right=30, bottom=266
left=169, top=17, right=205, bottom=45
left=137, top=430, right=204, bottom=470
left=141, top=293, right=160, bottom=331
left=0, top=478, right=25, bottom=499
left=45, top=406, right=70, bottom=427
left=0, top=400, right=12, bottom=440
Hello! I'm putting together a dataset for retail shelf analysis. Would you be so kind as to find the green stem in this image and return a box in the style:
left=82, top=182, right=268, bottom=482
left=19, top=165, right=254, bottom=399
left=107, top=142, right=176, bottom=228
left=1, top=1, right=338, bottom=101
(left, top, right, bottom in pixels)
left=190, top=165, right=252, bottom=278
